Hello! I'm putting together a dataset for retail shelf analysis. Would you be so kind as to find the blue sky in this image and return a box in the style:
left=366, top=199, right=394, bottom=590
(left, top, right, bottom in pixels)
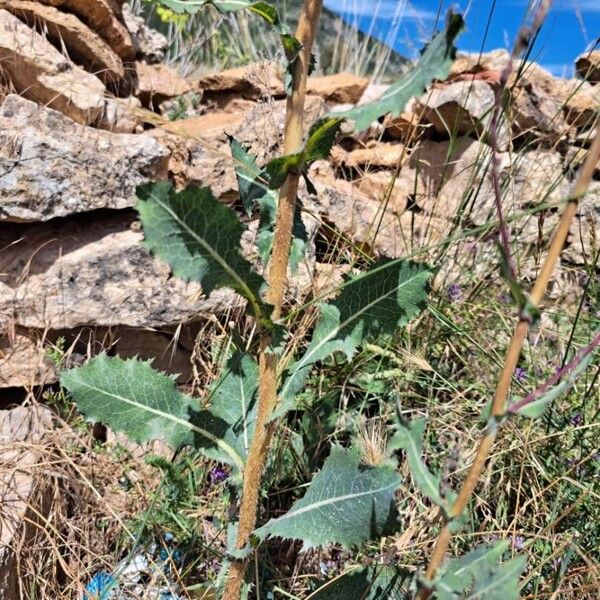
left=323, top=0, right=600, bottom=77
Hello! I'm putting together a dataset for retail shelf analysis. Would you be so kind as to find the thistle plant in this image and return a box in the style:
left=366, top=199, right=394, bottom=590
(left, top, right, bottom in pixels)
left=59, top=2, right=600, bottom=599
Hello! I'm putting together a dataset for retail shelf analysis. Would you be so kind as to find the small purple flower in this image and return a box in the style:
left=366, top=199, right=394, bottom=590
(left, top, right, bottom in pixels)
left=512, top=536, right=525, bottom=551
left=209, top=466, right=229, bottom=484
left=571, top=414, right=583, bottom=427
left=514, top=367, right=527, bottom=383
left=447, top=283, right=462, bottom=302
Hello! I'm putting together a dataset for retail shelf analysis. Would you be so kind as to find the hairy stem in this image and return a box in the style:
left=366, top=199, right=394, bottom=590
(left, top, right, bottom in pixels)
left=417, top=126, right=600, bottom=598
left=222, top=2, right=323, bottom=598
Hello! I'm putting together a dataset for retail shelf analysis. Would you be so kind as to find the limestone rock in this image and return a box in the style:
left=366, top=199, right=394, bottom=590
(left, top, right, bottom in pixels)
left=331, top=141, right=407, bottom=169
left=35, top=0, right=134, bottom=60
left=0, top=0, right=124, bottom=84
left=135, top=62, right=192, bottom=108
left=575, top=49, right=600, bottom=83
left=450, top=50, right=511, bottom=76
left=148, top=128, right=239, bottom=200
left=0, top=95, right=169, bottom=221
left=196, top=62, right=284, bottom=100
left=355, top=168, right=423, bottom=215
left=307, top=176, right=446, bottom=259
left=232, top=95, right=326, bottom=164
left=0, top=9, right=108, bottom=125
left=122, top=3, right=167, bottom=64
left=0, top=212, right=241, bottom=330
left=163, top=110, right=244, bottom=141
left=0, top=332, right=55, bottom=388
left=415, top=80, right=508, bottom=146
left=306, top=72, right=369, bottom=104
left=510, top=63, right=599, bottom=129
left=0, top=405, right=56, bottom=599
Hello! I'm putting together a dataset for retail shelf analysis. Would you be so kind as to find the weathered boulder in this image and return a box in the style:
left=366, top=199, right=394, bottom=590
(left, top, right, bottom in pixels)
left=307, top=175, right=446, bottom=258
left=575, top=49, right=600, bottom=83
left=196, top=62, right=285, bottom=100
left=0, top=9, right=108, bottom=125
left=0, top=95, right=169, bottom=221
left=0, top=405, right=57, bottom=599
left=306, top=72, right=369, bottom=104
left=409, top=137, right=500, bottom=225
left=510, top=63, right=599, bottom=129
left=232, top=95, right=326, bottom=164
left=415, top=79, right=509, bottom=146
left=0, top=212, right=241, bottom=330
left=450, top=50, right=511, bottom=77
left=0, top=0, right=124, bottom=84
left=148, top=127, right=239, bottom=199
left=355, top=167, right=423, bottom=216
left=0, top=332, right=54, bottom=388
left=331, top=141, right=407, bottom=169
left=35, top=0, right=134, bottom=59
left=134, top=62, right=192, bottom=108
left=122, top=3, right=168, bottom=64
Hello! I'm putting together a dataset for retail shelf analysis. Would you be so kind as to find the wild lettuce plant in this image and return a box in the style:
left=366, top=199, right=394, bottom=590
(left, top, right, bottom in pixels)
left=60, top=1, right=600, bottom=599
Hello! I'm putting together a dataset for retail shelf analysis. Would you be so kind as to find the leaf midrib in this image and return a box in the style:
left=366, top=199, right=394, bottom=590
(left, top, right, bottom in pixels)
left=76, top=378, right=245, bottom=471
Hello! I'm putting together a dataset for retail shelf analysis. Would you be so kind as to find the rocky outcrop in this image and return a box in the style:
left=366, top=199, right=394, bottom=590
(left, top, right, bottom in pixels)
left=0, top=96, right=169, bottom=221
left=135, top=62, right=193, bottom=108
left=306, top=72, right=369, bottom=104
left=0, top=0, right=125, bottom=84
left=576, top=50, right=600, bottom=84
left=122, top=3, right=168, bottom=64
left=0, top=212, right=240, bottom=331
left=0, top=40, right=598, bottom=388
left=0, top=9, right=108, bottom=125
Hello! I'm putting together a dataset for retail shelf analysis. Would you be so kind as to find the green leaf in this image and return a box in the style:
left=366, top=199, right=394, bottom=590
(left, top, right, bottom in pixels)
left=310, top=565, right=412, bottom=599
left=253, top=446, right=401, bottom=549
left=60, top=354, right=245, bottom=472
left=209, top=351, right=258, bottom=459
left=304, top=117, right=345, bottom=163
left=229, top=137, right=307, bottom=271
left=136, top=182, right=270, bottom=323
left=229, top=135, right=273, bottom=215
left=388, top=418, right=447, bottom=508
left=435, top=541, right=526, bottom=600
left=333, top=12, right=464, bottom=132
left=510, top=352, right=595, bottom=419
left=265, top=153, right=304, bottom=189
left=275, top=259, right=432, bottom=418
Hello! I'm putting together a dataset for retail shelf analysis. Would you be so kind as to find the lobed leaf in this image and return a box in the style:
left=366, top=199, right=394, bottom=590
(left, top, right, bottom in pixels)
left=388, top=418, right=447, bottom=508
left=333, top=12, right=464, bottom=132
left=275, top=259, right=432, bottom=418
left=253, top=446, right=401, bottom=549
left=136, top=182, right=270, bottom=323
left=208, top=351, right=259, bottom=459
left=60, top=354, right=245, bottom=472
left=435, top=541, right=526, bottom=600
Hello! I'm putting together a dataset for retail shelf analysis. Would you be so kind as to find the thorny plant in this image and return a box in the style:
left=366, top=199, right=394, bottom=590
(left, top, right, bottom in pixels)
left=59, top=1, right=600, bottom=599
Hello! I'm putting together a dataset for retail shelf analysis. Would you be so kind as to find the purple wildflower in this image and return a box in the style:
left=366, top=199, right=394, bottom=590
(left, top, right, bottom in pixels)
left=514, top=367, right=527, bottom=383
left=209, top=466, right=229, bottom=484
left=447, top=283, right=462, bottom=302
left=512, top=536, right=525, bottom=551
left=571, top=414, right=583, bottom=427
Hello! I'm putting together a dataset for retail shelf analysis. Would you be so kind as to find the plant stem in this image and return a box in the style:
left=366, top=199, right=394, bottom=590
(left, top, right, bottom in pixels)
left=222, top=2, right=323, bottom=598
left=417, top=127, right=600, bottom=599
